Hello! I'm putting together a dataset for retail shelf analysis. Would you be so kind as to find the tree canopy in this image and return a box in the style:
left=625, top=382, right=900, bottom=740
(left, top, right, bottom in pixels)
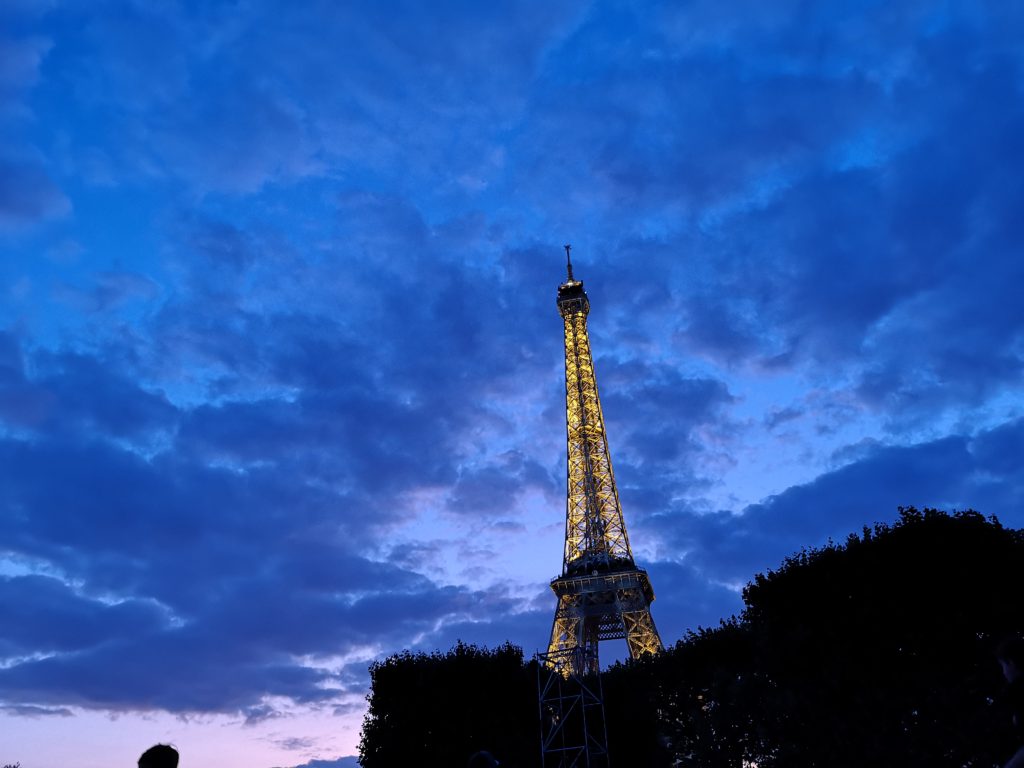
left=360, top=508, right=1024, bottom=767
left=359, top=640, right=539, bottom=768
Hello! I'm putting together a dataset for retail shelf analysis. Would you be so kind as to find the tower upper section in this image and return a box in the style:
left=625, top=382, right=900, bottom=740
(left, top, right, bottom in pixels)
left=558, top=252, right=635, bottom=577
left=557, top=247, right=589, bottom=318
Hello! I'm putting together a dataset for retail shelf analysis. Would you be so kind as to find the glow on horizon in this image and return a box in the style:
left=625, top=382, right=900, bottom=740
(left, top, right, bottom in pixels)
left=0, top=706, right=361, bottom=768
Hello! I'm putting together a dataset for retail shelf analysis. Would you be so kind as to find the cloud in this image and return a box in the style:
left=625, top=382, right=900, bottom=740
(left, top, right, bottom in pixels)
left=53, top=271, right=161, bottom=313
left=643, top=418, right=1024, bottom=598
left=278, top=758, right=360, bottom=768
left=0, top=329, right=548, bottom=713
left=0, top=34, right=51, bottom=112
left=0, top=575, right=167, bottom=657
left=2, top=6, right=1024, bottom=766
left=3, top=348, right=176, bottom=439
left=273, top=736, right=317, bottom=752
left=0, top=157, right=69, bottom=230
left=0, top=703, right=72, bottom=717
left=0, top=33, right=68, bottom=232
left=493, top=1, right=1024, bottom=430
left=42, top=1, right=584, bottom=195
left=0, top=631, right=332, bottom=712
left=447, top=450, right=557, bottom=517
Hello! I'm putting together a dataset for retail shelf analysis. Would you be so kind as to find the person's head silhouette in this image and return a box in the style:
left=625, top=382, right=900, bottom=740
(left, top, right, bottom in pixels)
left=138, top=743, right=179, bottom=768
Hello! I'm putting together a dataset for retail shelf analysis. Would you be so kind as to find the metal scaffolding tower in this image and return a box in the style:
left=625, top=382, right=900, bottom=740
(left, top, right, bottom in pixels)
left=537, top=646, right=609, bottom=768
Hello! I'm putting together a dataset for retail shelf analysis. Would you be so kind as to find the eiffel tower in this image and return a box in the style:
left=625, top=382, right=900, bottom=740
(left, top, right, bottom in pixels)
left=547, top=246, right=663, bottom=676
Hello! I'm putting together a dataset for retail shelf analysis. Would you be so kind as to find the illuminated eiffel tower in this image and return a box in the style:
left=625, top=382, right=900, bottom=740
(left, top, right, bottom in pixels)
left=546, top=246, right=663, bottom=676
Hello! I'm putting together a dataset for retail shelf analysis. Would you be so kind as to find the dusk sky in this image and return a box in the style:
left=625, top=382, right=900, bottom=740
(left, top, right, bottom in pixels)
left=2, top=1, right=1024, bottom=766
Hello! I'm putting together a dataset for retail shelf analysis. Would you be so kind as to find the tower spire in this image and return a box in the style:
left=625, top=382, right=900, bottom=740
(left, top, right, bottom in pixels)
left=546, top=249, right=663, bottom=676
left=564, top=243, right=574, bottom=282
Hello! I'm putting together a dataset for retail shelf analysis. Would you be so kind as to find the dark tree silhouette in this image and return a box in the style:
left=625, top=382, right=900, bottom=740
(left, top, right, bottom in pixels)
left=629, top=507, right=1024, bottom=767
left=737, top=507, right=1024, bottom=767
left=359, top=640, right=540, bottom=768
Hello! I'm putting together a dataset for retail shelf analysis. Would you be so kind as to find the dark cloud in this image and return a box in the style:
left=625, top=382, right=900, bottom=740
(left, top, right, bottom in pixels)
left=447, top=451, right=557, bottom=517
left=0, top=328, right=542, bottom=713
left=179, top=215, right=260, bottom=272
left=0, top=157, right=69, bottom=230
left=0, top=561, right=532, bottom=711
left=0, top=34, right=51, bottom=103
left=37, top=1, right=583, bottom=194
left=54, top=270, right=161, bottom=313
left=0, top=703, right=72, bottom=717
left=644, top=418, right=1024, bottom=596
left=765, top=406, right=802, bottom=431
left=0, top=32, right=67, bottom=232
left=2, top=3, right=1023, bottom=763
left=597, top=362, right=736, bottom=518
left=0, top=629, right=332, bottom=712
left=273, top=737, right=316, bottom=752
left=11, top=349, right=176, bottom=439
left=495, top=1, right=1024, bottom=434
left=280, top=758, right=360, bottom=768
left=603, top=363, right=733, bottom=462
left=0, top=575, right=167, bottom=657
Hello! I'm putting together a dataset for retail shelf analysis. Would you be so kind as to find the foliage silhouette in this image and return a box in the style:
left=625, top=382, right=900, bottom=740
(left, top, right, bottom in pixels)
left=359, top=640, right=540, bottom=768
left=360, top=509, right=1024, bottom=767
left=639, top=507, right=1024, bottom=767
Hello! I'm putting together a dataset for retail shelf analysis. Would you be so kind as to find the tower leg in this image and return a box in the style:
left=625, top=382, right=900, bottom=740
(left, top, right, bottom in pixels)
left=548, top=594, right=603, bottom=677
left=622, top=608, right=663, bottom=658
left=612, top=584, right=663, bottom=659
left=548, top=593, right=582, bottom=655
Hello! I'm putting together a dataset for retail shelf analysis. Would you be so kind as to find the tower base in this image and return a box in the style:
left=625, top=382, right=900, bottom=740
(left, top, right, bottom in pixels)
left=547, top=568, right=663, bottom=676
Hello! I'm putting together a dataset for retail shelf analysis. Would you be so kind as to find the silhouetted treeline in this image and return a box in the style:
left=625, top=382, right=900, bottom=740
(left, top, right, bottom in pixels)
left=359, top=641, right=540, bottom=768
left=360, top=508, right=1024, bottom=767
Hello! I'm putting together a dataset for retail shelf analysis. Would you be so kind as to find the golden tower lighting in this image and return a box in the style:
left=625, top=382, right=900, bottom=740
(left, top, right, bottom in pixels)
left=546, top=246, right=663, bottom=676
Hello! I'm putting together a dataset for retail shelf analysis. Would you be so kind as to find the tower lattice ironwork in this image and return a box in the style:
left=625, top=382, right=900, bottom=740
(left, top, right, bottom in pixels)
left=547, top=246, right=663, bottom=676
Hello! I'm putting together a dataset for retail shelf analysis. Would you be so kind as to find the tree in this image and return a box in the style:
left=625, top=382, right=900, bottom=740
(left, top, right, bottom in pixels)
left=359, top=640, right=540, bottom=768
left=605, top=621, right=758, bottom=768
left=629, top=508, right=1024, bottom=767
left=737, top=507, right=1024, bottom=767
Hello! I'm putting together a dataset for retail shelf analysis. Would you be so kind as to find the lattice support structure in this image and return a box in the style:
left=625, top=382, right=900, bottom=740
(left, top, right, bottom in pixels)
left=537, top=647, right=610, bottom=768
left=561, top=297, right=632, bottom=571
left=546, top=248, right=663, bottom=678
left=548, top=570, right=662, bottom=674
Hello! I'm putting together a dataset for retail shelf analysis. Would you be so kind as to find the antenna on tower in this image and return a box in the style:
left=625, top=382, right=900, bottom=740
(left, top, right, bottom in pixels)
left=564, top=243, right=574, bottom=281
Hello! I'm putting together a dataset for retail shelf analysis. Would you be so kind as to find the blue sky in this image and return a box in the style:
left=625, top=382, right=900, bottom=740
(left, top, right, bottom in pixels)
left=2, top=1, right=1023, bottom=766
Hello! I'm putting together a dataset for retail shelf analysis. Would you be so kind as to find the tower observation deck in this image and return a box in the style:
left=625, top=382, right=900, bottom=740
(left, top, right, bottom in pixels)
left=546, top=247, right=663, bottom=676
